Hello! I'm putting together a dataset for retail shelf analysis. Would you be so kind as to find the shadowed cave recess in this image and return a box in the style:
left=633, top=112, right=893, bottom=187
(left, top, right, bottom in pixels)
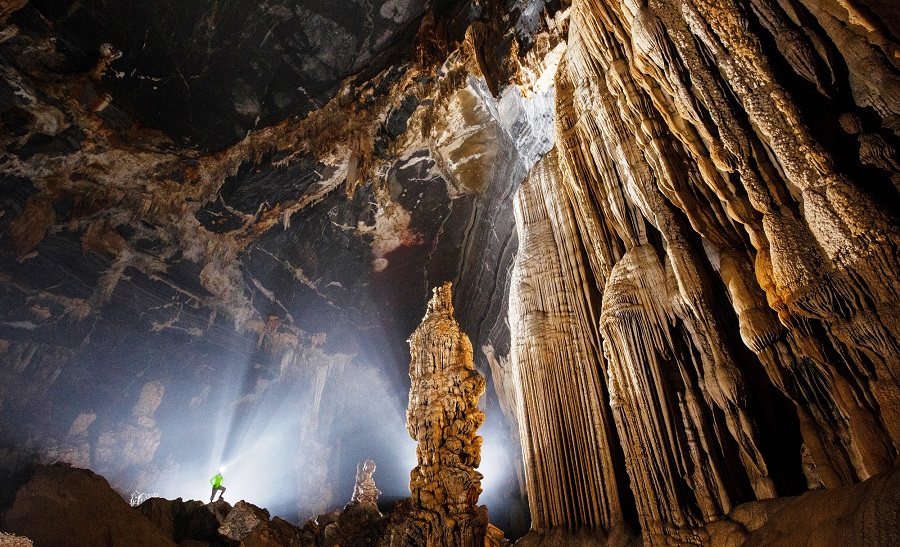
left=0, top=0, right=899, bottom=545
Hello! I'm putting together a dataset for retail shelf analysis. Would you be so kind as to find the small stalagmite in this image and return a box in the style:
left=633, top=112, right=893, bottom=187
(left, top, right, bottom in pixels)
left=351, top=459, right=381, bottom=508
left=388, top=281, right=489, bottom=547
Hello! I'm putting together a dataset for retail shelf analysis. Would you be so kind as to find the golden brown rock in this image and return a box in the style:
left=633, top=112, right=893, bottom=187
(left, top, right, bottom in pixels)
left=509, top=150, right=632, bottom=543
left=386, top=281, right=489, bottom=547
left=504, top=0, right=900, bottom=543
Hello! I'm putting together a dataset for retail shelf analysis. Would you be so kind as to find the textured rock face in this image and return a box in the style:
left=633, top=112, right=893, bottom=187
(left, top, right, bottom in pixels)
left=504, top=0, right=900, bottom=544
left=0, top=532, right=32, bottom=547
left=737, top=467, right=900, bottom=547
left=219, top=500, right=271, bottom=542
left=24, top=0, right=431, bottom=149
left=388, top=282, right=489, bottom=546
left=0, top=464, right=177, bottom=547
left=509, top=150, right=630, bottom=542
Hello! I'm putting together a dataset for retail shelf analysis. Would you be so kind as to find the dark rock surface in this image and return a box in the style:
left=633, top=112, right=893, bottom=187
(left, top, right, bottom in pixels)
left=18, top=0, right=431, bottom=149
left=138, top=497, right=236, bottom=546
left=3, top=463, right=898, bottom=547
left=0, top=463, right=176, bottom=547
left=300, top=501, right=388, bottom=547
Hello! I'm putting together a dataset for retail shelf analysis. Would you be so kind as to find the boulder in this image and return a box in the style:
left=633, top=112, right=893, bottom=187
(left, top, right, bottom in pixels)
left=741, top=467, right=900, bottom=547
left=138, top=497, right=235, bottom=546
left=218, top=500, right=271, bottom=542
left=0, top=463, right=175, bottom=547
left=239, top=516, right=302, bottom=547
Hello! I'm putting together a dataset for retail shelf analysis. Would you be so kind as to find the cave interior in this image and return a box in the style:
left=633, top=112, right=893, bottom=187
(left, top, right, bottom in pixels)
left=0, top=0, right=899, bottom=545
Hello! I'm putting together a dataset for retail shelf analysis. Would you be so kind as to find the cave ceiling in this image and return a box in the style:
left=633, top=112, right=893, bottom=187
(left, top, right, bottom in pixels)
left=26, top=0, right=433, bottom=150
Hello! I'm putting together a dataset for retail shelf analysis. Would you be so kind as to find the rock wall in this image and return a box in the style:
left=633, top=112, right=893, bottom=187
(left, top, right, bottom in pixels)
left=508, top=0, right=900, bottom=544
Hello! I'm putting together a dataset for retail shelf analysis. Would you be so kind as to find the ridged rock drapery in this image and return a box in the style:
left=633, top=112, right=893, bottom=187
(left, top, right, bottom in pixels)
left=503, top=0, right=900, bottom=544
left=388, top=282, right=489, bottom=547
left=509, top=149, right=632, bottom=545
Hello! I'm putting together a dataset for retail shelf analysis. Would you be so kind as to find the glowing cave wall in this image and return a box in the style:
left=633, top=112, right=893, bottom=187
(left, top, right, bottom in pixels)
left=505, top=0, right=900, bottom=544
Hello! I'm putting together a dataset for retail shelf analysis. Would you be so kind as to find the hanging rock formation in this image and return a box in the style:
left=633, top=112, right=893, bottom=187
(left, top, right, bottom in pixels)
left=506, top=0, right=900, bottom=544
left=387, top=281, right=489, bottom=547
left=509, top=150, right=633, bottom=545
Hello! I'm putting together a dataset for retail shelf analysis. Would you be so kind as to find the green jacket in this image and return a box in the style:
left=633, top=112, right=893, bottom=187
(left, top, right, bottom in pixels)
left=211, top=473, right=223, bottom=487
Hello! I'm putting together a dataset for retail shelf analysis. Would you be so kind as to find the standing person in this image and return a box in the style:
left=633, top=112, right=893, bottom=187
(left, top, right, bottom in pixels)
left=209, top=470, right=226, bottom=503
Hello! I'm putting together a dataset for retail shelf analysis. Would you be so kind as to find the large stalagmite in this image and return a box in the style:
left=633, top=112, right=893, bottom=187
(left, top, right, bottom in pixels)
left=388, top=282, right=489, bottom=547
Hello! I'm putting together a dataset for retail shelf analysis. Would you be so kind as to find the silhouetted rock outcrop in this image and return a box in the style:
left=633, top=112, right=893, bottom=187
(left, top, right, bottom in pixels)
left=0, top=463, right=175, bottom=547
left=137, top=497, right=236, bottom=546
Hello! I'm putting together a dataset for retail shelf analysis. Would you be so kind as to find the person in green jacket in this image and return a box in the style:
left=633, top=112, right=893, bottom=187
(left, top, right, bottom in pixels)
left=209, top=471, right=226, bottom=503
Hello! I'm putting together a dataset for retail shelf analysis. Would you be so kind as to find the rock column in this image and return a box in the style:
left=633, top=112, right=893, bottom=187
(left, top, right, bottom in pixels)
left=390, top=282, right=488, bottom=547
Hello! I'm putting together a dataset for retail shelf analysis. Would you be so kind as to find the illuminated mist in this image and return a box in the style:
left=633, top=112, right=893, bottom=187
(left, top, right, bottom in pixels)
left=120, top=328, right=525, bottom=533
left=0, top=204, right=526, bottom=537
left=146, top=348, right=419, bottom=521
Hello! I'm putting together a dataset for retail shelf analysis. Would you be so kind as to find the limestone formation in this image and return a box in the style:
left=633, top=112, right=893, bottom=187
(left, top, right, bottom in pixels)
left=351, top=459, right=381, bottom=508
left=504, top=0, right=900, bottom=544
left=388, top=281, right=489, bottom=547
left=93, top=381, right=164, bottom=491
left=509, top=150, right=631, bottom=544
left=0, top=532, right=32, bottom=547
left=1, top=0, right=899, bottom=545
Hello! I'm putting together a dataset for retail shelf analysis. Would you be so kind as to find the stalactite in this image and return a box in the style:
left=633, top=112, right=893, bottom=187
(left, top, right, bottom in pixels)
left=506, top=0, right=900, bottom=543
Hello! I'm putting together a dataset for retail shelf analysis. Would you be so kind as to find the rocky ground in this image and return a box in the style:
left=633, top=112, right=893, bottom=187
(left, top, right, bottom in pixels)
left=0, top=463, right=898, bottom=546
